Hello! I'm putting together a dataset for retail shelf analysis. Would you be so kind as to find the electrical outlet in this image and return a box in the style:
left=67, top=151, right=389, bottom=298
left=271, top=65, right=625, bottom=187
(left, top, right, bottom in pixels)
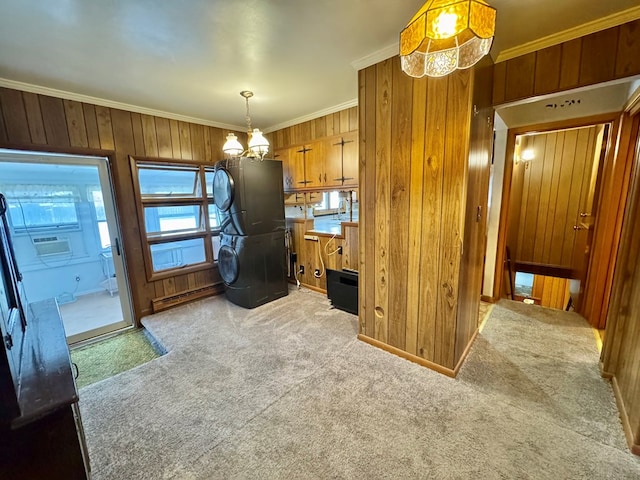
left=314, top=269, right=320, bottom=276
left=299, top=266, right=304, bottom=275
left=75, top=275, right=80, bottom=282
left=304, top=234, right=319, bottom=241
left=337, top=246, right=343, bottom=255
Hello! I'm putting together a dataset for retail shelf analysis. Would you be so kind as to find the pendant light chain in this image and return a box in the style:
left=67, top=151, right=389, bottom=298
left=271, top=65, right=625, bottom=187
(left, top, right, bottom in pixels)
left=222, top=90, right=270, bottom=158
left=245, top=95, right=253, bottom=132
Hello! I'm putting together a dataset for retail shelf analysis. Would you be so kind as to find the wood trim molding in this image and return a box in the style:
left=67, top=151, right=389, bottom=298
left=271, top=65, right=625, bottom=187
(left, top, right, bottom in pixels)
left=300, top=283, right=327, bottom=295
left=492, top=112, right=620, bottom=301
left=494, top=6, right=640, bottom=63
left=350, top=43, right=399, bottom=71
left=626, top=84, right=640, bottom=116
left=480, top=295, right=496, bottom=303
left=0, top=77, right=245, bottom=132
left=263, top=98, right=358, bottom=134
left=611, top=376, right=640, bottom=456
left=358, top=334, right=456, bottom=377
left=453, top=328, right=480, bottom=375
left=358, top=330, right=479, bottom=378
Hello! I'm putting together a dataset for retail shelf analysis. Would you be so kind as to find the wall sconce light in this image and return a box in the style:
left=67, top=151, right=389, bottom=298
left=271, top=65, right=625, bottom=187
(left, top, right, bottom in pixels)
left=520, top=149, right=534, bottom=169
left=400, top=0, right=496, bottom=78
left=222, top=91, right=270, bottom=159
left=520, top=149, right=535, bottom=162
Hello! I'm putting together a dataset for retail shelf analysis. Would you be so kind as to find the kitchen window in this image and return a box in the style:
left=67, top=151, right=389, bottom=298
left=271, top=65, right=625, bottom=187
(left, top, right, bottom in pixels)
left=130, top=158, right=221, bottom=280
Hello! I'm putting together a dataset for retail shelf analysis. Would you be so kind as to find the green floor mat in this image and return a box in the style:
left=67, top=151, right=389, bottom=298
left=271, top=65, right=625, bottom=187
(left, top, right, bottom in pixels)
left=70, top=329, right=163, bottom=388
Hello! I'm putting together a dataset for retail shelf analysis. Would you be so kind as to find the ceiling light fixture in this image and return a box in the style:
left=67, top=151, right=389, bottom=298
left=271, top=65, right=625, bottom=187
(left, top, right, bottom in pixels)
left=222, top=90, right=270, bottom=158
left=400, top=0, right=496, bottom=78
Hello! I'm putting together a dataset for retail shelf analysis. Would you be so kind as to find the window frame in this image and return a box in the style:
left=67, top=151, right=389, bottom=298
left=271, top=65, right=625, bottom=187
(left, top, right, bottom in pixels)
left=4, top=187, right=81, bottom=235
left=130, top=156, right=221, bottom=282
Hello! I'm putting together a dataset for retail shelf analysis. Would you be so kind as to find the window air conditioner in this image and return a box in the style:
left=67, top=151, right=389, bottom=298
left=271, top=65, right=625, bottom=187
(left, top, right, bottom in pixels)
left=32, top=236, right=72, bottom=256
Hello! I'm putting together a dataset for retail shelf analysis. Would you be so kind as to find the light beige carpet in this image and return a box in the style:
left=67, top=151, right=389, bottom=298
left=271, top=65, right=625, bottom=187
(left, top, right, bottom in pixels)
left=78, top=289, right=640, bottom=479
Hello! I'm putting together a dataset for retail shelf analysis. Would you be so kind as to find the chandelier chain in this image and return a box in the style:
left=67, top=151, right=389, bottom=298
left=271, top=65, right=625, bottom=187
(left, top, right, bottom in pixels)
left=245, top=96, right=252, bottom=131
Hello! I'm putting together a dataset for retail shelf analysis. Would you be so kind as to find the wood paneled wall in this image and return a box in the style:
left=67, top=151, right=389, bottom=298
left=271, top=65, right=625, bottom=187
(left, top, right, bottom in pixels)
left=0, top=87, right=236, bottom=321
left=583, top=114, right=639, bottom=329
left=601, top=113, right=640, bottom=455
left=508, top=126, right=599, bottom=268
left=286, top=219, right=358, bottom=292
left=357, top=56, right=492, bottom=374
left=531, top=275, right=571, bottom=310
left=269, top=107, right=358, bottom=150
left=493, top=19, right=640, bottom=105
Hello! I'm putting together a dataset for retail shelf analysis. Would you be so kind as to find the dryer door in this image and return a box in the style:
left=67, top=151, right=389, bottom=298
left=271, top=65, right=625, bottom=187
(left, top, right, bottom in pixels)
left=212, top=167, right=234, bottom=212
left=218, top=242, right=239, bottom=285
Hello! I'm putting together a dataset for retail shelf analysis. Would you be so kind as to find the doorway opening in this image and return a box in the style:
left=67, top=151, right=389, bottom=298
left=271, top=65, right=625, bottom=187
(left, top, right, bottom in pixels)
left=0, top=149, right=133, bottom=344
left=502, top=122, right=610, bottom=315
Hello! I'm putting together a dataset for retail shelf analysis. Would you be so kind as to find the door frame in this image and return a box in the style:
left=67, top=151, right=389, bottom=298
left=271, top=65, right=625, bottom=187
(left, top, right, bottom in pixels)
left=492, top=112, right=622, bottom=323
left=0, top=148, right=134, bottom=341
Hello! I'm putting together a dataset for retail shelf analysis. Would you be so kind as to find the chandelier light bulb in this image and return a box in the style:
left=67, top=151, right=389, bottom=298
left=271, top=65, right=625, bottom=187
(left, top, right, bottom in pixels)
left=222, top=132, right=243, bottom=156
left=433, top=12, right=458, bottom=38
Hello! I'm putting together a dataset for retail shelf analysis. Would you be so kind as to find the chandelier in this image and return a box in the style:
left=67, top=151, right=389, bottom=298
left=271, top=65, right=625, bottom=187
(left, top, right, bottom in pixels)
left=400, top=0, right=496, bottom=78
left=222, top=90, right=270, bottom=158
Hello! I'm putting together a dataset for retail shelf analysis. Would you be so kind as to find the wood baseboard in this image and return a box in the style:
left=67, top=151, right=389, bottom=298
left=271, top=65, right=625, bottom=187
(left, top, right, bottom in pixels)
left=610, top=375, right=640, bottom=456
left=358, top=333, right=478, bottom=378
left=480, top=295, right=496, bottom=303
left=453, top=328, right=479, bottom=376
left=299, top=283, right=327, bottom=294
left=599, top=361, right=614, bottom=379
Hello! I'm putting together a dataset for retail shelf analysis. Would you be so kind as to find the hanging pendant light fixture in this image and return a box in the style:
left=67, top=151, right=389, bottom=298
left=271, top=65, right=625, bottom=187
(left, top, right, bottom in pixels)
left=400, top=0, right=496, bottom=78
left=222, top=90, right=270, bottom=158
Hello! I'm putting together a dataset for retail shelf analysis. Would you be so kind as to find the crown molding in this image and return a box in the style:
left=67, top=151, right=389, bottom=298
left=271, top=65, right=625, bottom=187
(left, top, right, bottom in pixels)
left=350, top=43, right=399, bottom=71
left=0, top=77, right=245, bottom=132
left=626, top=83, right=640, bottom=115
left=494, top=6, right=640, bottom=63
left=263, top=98, right=358, bottom=134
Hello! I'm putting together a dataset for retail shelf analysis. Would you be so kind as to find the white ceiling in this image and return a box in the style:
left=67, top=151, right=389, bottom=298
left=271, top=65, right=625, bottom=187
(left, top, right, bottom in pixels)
left=0, top=0, right=639, bottom=131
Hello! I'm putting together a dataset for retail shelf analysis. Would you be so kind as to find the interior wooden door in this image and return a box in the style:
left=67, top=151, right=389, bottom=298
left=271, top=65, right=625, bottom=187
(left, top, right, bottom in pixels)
left=510, top=126, right=601, bottom=271
left=570, top=124, right=608, bottom=311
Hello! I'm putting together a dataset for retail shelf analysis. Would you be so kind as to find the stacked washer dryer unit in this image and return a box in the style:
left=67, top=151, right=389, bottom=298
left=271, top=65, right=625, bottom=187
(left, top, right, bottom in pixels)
left=212, top=157, right=288, bottom=308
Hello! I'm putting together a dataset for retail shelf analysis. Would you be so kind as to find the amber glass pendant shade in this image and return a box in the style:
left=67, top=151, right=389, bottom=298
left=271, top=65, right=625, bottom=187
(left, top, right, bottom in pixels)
left=400, top=0, right=496, bottom=78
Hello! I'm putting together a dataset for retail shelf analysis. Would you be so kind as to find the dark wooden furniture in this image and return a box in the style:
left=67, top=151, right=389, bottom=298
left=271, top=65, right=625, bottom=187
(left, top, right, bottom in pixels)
left=0, top=299, right=90, bottom=480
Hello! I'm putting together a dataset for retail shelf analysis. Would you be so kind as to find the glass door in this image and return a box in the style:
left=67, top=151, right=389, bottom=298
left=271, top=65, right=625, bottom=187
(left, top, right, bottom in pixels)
left=0, top=150, right=133, bottom=343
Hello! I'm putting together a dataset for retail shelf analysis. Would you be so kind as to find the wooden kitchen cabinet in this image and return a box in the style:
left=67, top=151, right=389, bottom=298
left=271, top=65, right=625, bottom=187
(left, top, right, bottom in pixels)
left=325, top=131, right=358, bottom=188
left=274, top=146, right=304, bottom=192
left=276, top=133, right=359, bottom=191
left=297, top=140, right=325, bottom=189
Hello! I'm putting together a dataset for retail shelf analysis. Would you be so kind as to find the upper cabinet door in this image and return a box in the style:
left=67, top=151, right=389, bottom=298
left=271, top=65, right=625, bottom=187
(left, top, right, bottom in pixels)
left=324, top=135, right=344, bottom=188
left=340, top=131, right=359, bottom=188
left=274, top=148, right=293, bottom=191
left=325, top=132, right=358, bottom=188
left=302, top=141, right=325, bottom=188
